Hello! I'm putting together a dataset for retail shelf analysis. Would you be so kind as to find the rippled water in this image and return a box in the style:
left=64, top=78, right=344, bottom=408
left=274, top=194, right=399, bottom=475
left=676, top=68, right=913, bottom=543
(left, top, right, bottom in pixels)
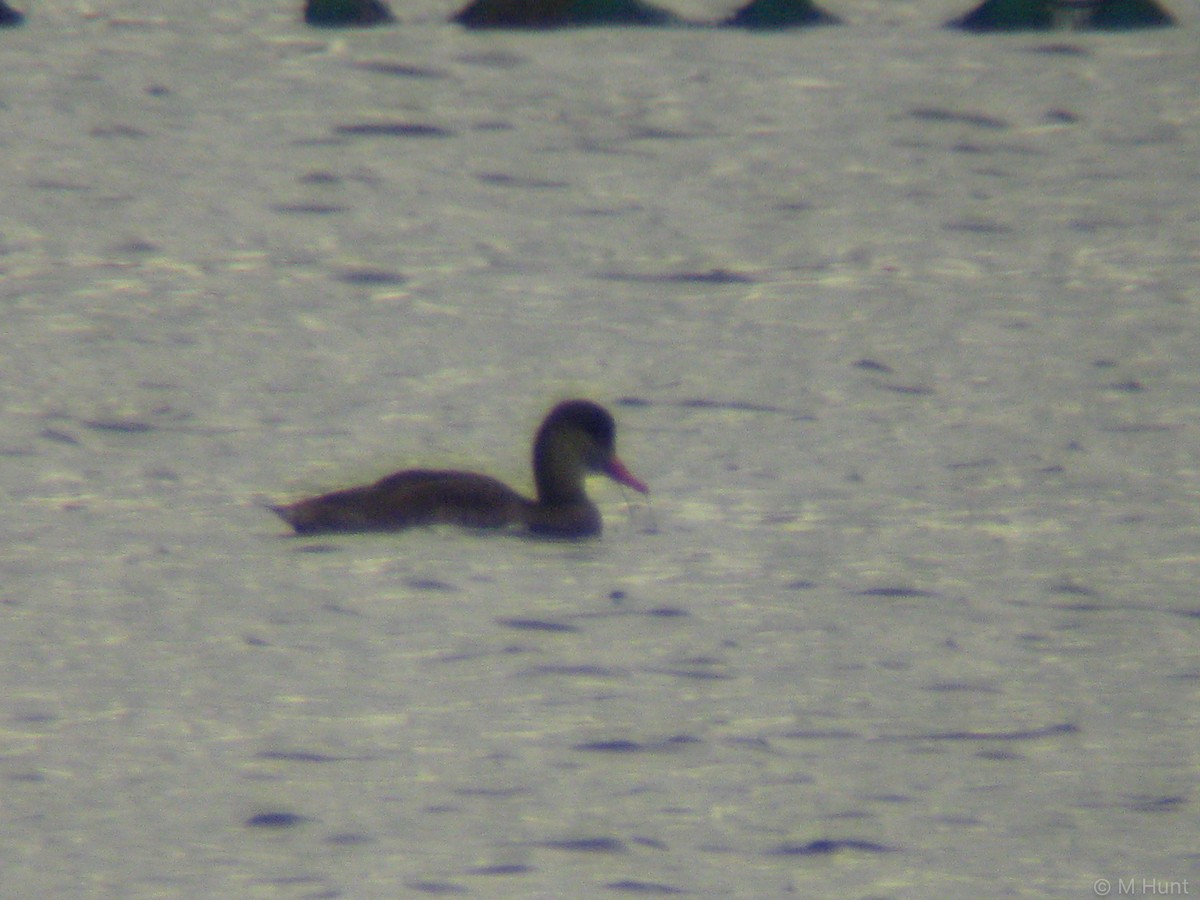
left=1, top=3, right=1198, bottom=896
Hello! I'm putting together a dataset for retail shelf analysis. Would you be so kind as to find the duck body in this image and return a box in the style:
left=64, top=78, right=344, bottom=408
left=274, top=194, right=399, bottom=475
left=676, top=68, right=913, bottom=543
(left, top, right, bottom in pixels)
left=271, top=400, right=647, bottom=539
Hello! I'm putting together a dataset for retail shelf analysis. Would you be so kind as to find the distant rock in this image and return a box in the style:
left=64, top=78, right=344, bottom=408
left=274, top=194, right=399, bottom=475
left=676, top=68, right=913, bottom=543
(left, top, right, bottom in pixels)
left=304, top=0, right=394, bottom=27
left=948, top=0, right=1174, bottom=31
left=722, top=0, right=839, bottom=28
left=453, top=0, right=679, bottom=28
left=949, top=0, right=1052, bottom=29
left=0, top=0, right=24, bottom=27
left=1086, top=0, right=1174, bottom=27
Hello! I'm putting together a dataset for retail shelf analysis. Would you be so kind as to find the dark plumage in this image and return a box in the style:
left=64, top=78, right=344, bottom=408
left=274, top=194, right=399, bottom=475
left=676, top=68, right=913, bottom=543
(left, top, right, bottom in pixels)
left=270, top=400, right=648, bottom=539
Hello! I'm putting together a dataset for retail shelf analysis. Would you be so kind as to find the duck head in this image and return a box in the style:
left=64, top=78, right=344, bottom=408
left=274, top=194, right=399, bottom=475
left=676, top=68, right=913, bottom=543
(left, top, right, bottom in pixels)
left=533, top=400, right=648, bottom=505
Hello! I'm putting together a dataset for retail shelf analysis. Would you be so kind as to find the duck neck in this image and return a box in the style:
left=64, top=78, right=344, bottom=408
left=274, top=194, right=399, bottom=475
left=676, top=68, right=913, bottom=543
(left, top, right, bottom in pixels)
left=532, top=427, right=589, bottom=506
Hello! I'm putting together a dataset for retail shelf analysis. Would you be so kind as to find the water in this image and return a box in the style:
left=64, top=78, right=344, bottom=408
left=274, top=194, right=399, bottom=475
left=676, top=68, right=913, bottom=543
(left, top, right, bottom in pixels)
left=1, top=3, right=1198, bottom=896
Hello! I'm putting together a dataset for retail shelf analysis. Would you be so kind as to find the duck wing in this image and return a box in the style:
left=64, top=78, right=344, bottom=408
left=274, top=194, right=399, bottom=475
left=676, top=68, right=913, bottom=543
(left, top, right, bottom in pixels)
left=272, top=469, right=530, bottom=534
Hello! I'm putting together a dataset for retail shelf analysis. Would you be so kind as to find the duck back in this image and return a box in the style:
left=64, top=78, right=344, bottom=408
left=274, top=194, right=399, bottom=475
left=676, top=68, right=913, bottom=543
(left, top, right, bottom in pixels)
left=271, top=470, right=529, bottom=534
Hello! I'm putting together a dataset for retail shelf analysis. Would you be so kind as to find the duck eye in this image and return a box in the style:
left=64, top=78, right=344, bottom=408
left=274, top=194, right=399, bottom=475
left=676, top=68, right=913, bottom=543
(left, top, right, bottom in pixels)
left=575, top=433, right=608, bottom=469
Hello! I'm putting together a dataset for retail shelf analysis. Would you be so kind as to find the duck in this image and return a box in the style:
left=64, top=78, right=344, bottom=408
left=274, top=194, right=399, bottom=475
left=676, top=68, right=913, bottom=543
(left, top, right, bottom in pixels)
left=270, top=399, right=648, bottom=538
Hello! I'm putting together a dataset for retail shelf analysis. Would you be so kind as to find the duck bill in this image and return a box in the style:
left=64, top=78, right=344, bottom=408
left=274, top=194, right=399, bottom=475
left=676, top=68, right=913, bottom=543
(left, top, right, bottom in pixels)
left=604, top=456, right=649, bottom=494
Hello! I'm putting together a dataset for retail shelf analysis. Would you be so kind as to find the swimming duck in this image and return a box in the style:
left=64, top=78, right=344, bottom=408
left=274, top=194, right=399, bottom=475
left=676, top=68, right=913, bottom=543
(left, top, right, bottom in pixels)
left=270, top=399, right=647, bottom=538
